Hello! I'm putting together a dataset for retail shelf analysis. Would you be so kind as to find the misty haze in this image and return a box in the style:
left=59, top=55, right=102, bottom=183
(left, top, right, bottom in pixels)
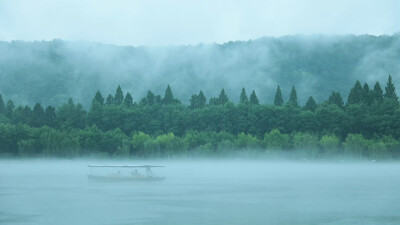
left=1, top=0, right=400, bottom=225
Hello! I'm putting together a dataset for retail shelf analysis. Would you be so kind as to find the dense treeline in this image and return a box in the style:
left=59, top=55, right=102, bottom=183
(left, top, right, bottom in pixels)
left=0, top=75, right=400, bottom=159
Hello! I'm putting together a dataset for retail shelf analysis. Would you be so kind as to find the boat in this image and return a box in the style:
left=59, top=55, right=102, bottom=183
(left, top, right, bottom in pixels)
left=87, top=165, right=165, bottom=182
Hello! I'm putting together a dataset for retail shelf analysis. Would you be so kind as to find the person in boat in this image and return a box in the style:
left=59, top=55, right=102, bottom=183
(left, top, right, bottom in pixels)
left=131, top=169, right=139, bottom=176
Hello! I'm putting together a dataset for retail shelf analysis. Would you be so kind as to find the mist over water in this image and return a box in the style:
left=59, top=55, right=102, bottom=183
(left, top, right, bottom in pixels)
left=1, top=159, right=399, bottom=225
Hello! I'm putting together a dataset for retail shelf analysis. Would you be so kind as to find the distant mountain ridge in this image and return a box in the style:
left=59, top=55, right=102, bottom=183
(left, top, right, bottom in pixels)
left=0, top=34, right=399, bottom=107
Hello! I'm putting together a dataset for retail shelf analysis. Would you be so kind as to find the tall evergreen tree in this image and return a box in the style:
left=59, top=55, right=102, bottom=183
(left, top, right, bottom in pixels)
left=384, top=75, right=398, bottom=101
left=198, top=91, right=206, bottom=108
left=5, top=99, right=14, bottom=117
left=32, top=103, right=45, bottom=127
left=362, top=83, right=372, bottom=105
left=249, top=90, right=259, bottom=105
left=288, top=86, right=298, bottom=107
left=105, top=94, right=114, bottom=105
left=328, top=91, right=344, bottom=108
left=304, top=96, right=317, bottom=112
left=163, top=85, right=174, bottom=104
left=274, top=86, right=284, bottom=106
left=239, top=88, right=249, bottom=104
left=114, top=85, right=124, bottom=105
left=0, top=94, right=5, bottom=115
left=347, top=80, right=363, bottom=105
left=141, top=90, right=156, bottom=105
left=189, top=94, right=199, bottom=109
left=44, top=106, right=56, bottom=127
left=92, top=91, right=104, bottom=105
left=124, top=92, right=133, bottom=108
left=218, top=88, right=229, bottom=105
left=372, top=82, right=384, bottom=104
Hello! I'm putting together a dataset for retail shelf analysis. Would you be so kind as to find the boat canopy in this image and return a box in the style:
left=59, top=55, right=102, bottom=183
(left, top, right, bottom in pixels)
left=88, top=165, right=164, bottom=168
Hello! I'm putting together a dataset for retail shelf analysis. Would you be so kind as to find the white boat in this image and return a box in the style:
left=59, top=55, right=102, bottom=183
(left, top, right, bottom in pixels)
left=87, top=165, right=165, bottom=182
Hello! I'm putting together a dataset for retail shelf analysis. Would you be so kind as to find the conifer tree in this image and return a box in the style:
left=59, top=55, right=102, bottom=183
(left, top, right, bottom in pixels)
left=92, top=91, right=104, bottom=105
left=347, top=80, right=363, bottom=104
left=114, top=85, right=124, bottom=105
left=288, top=86, right=298, bottom=107
left=32, top=103, right=45, bottom=127
left=239, top=88, right=248, bottom=104
left=5, top=99, right=14, bottom=117
left=249, top=90, right=259, bottom=105
left=218, top=88, right=229, bottom=105
left=274, top=86, right=283, bottom=106
left=124, top=92, right=133, bottom=108
left=372, top=82, right=384, bottom=104
left=328, top=91, right=344, bottom=108
left=163, top=85, right=174, bottom=104
left=189, top=94, right=198, bottom=109
left=198, top=91, right=206, bottom=108
left=384, top=75, right=398, bottom=101
left=0, top=94, right=5, bottom=115
left=304, top=96, right=317, bottom=112
left=105, top=94, right=114, bottom=105
left=362, top=83, right=372, bottom=105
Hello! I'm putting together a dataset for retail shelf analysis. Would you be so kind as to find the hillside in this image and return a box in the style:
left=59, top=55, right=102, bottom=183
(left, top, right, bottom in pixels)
left=0, top=34, right=399, bottom=107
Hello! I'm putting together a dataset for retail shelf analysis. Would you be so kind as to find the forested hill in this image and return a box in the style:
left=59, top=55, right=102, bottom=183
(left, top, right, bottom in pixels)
left=0, top=34, right=399, bottom=107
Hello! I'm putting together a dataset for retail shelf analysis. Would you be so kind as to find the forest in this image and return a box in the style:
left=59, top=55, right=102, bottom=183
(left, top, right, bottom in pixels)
left=0, top=75, right=399, bottom=159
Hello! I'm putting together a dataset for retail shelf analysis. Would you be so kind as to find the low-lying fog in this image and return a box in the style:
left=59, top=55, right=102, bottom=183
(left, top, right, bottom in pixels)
left=1, top=160, right=400, bottom=225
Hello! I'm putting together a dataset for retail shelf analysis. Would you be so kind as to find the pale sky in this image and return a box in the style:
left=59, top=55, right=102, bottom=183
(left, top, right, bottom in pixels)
left=0, top=0, right=399, bottom=46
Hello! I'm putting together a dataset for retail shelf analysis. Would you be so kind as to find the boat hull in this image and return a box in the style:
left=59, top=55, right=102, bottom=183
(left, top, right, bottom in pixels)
left=87, top=175, right=165, bottom=182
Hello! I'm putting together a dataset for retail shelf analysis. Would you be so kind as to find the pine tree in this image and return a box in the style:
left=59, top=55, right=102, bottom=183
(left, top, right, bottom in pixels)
left=32, top=103, right=45, bottom=127
left=304, top=96, right=317, bottom=112
left=249, top=90, right=259, bottom=105
left=0, top=94, right=5, bottom=115
left=218, top=88, right=229, bottom=105
left=124, top=92, right=133, bottom=108
left=347, top=80, right=363, bottom=104
left=105, top=94, right=114, bottom=105
left=362, top=83, right=372, bottom=105
left=239, top=88, right=248, bottom=104
left=328, top=91, right=344, bottom=108
left=288, top=86, right=298, bottom=107
left=384, top=75, right=398, bottom=101
left=141, top=90, right=155, bottom=105
left=198, top=91, right=206, bottom=108
left=114, top=85, right=124, bottom=105
left=5, top=99, right=14, bottom=117
left=189, top=94, right=198, bottom=109
left=92, top=91, right=104, bottom=105
left=44, top=106, right=56, bottom=127
left=372, top=82, right=384, bottom=104
left=163, top=85, right=174, bottom=104
left=274, top=86, right=283, bottom=106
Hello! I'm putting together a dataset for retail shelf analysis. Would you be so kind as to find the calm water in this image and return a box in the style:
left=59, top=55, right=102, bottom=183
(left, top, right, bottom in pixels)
left=1, top=159, right=400, bottom=225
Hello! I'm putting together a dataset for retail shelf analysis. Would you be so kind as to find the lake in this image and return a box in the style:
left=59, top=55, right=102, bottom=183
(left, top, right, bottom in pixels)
left=1, top=159, right=400, bottom=225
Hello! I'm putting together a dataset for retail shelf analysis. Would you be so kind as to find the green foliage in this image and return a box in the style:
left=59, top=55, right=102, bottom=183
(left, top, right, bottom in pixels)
left=1, top=75, right=400, bottom=159
left=287, top=86, right=298, bottom=107
left=264, top=129, right=289, bottom=150
left=93, top=91, right=104, bottom=105
left=328, top=91, right=344, bottom=108
left=274, top=86, right=283, bottom=106
left=319, top=134, right=340, bottom=156
left=372, top=82, right=384, bottom=104
left=304, top=96, right=317, bottom=112
left=384, top=75, right=398, bottom=102
left=114, top=85, right=124, bottom=105
left=344, top=134, right=367, bottom=158
left=239, top=88, right=249, bottom=104
left=0, top=94, right=5, bottom=115
left=347, top=80, right=363, bottom=105
left=249, top=90, right=259, bottom=105
left=124, top=92, right=133, bottom=108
